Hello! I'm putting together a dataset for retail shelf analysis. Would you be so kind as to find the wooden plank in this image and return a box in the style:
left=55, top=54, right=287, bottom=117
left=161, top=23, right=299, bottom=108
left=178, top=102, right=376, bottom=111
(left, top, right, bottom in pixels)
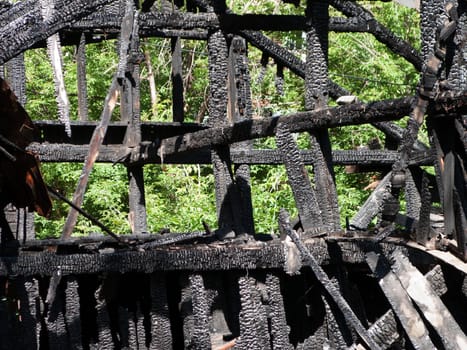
left=276, top=123, right=323, bottom=232
left=76, top=33, right=88, bottom=121
left=390, top=249, right=467, bottom=349
left=171, top=36, right=184, bottom=122
left=158, top=96, right=413, bottom=157
left=305, top=0, right=340, bottom=231
left=366, top=251, right=435, bottom=349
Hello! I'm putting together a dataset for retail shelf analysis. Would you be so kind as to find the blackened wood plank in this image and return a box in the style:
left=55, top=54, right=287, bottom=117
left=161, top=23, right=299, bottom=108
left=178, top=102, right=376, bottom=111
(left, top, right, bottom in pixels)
left=149, top=273, right=173, bottom=349
left=305, top=0, right=340, bottom=231
left=276, top=123, right=323, bottom=232
left=64, top=276, right=83, bottom=349
left=171, top=37, right=184, bottom=122
left=366, top=252, right=435, bottom=349
left=390, top=249, right=467, bottom=349
left=158, top=97, right=413, bottom=157
left=350, top=172, right=393, bottom=230
left=235, top=275, right=271, bottom=349
left=76, top=33, right=88, bottom=121
left=229, top=36, right=255, bottom=235
left=189, top=274, right=211, bottom=348
left=265, top=273, right=292, bottom=350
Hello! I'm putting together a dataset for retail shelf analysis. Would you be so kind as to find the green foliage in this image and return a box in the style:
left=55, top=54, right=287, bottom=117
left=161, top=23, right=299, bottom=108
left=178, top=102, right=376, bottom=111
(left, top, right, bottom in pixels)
left=24, top=1, right=424, bottom=237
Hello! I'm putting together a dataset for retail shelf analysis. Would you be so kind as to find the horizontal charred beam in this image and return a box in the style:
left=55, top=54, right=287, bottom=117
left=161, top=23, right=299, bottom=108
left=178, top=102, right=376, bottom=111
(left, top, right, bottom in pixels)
left=156, top=97, right=413, bottom=157
left=29, top=142, right=433, bottom=166
left=31, top=120, right=206, bottom=145
left=0, top=237, right=435, bottom=276
left=68, top=12, right=368, bottom=33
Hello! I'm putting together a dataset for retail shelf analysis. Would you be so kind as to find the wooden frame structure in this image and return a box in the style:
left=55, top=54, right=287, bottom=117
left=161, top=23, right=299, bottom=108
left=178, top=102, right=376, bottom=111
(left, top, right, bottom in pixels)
left=0, top=0, right=467, bottom=348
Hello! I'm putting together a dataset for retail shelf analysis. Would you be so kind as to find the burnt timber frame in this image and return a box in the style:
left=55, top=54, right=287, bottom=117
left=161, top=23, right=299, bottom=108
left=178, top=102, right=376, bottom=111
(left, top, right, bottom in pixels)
left=1, top=0, right=467, bottom=349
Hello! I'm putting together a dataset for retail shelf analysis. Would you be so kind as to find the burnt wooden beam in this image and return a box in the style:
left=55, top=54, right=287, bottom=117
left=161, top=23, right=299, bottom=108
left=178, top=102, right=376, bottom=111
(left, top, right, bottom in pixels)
left=229, top=36, right=255, bottom=235
left=95, top=284, right=114, bottom=348
left=235, top=275, right=271, bottom=349
left=276, top=123, right=324, bottom=232
left=189, top=274, right=211, bottom=348
left=350, top=172, right=394, bottom=230
left=0, top=0, right=116, bottom=65
left=29, top=142, right=434, bottom=167
left=207, top=22, right=246, bottom=237
left=149, top=273, right=173, bottom=348
left=76, top=33, right=88, bottom=121
left=366, top=251, right=436, bottom=349
left=120, top=8, right=148, bottom=235
left=156, top=96, right=413, bottom=157
left=305, top=0, right=340, bottom=231
left=0, top=237, right=438, bottom=275
left=64, top=277, right=82, bottom=349
left=171, top=36, right=184, bottom=122
left=265, top=273, right=290, bottom=349
left=15, top=277, right=40, bottom=348
left=390, top=250, right=467, bottom=349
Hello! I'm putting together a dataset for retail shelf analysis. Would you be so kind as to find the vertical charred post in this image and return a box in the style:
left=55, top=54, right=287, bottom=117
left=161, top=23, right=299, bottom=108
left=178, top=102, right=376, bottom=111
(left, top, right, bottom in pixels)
left=265, top=273, right=291, bottom=349
left=229, top=36, right=255, bottom=235
left=235, top=275, right=271, bottom=349
left=94, top=280, right=114, bottom=348
left=207, top=1, right=245, bottom=237
left=64, top=276, right=82, bottom=349
left=172, top=36, right=184, bottom=122
left=121, top=6, right=148, bottom=234
left=416, top=170, right=433, bottom=244
left=189, top=273, right=211, bottom=348
left=76, top=33, right=88, bottom=121
left=149, top=272, right=173, bottom=349
left=305, top=0, right=340, bottom=231
left=404, top=168, right=422, bottom=232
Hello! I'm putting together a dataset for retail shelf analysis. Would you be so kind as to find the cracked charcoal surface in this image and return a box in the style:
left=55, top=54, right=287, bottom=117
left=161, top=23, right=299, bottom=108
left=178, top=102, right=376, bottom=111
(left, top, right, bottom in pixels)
left=76, top=33, right=88, bottom=121
left=235, top=275, right=271, bottom=350
left=179, top=274, right=195, bottom=348
left=95, top=285, right=114, bottom=348
left=367, top=310, right=399, bottom=348
left=189, top=274, right=211, bottom=348
left=230, top=36, right=255, bottom=235
left=65, top=277, right=82, bottom=349
left=149, top=273, right=172, bottom=349
left=208, top=29, right=245, bottom=235
left=417, top=171, right=433, bottom=244
left=265, top=274, right=292, bottom=350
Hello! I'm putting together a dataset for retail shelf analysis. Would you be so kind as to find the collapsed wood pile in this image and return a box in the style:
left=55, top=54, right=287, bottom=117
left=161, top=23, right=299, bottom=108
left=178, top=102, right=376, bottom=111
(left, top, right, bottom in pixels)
left=0, top=0, right=467, bottom=349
